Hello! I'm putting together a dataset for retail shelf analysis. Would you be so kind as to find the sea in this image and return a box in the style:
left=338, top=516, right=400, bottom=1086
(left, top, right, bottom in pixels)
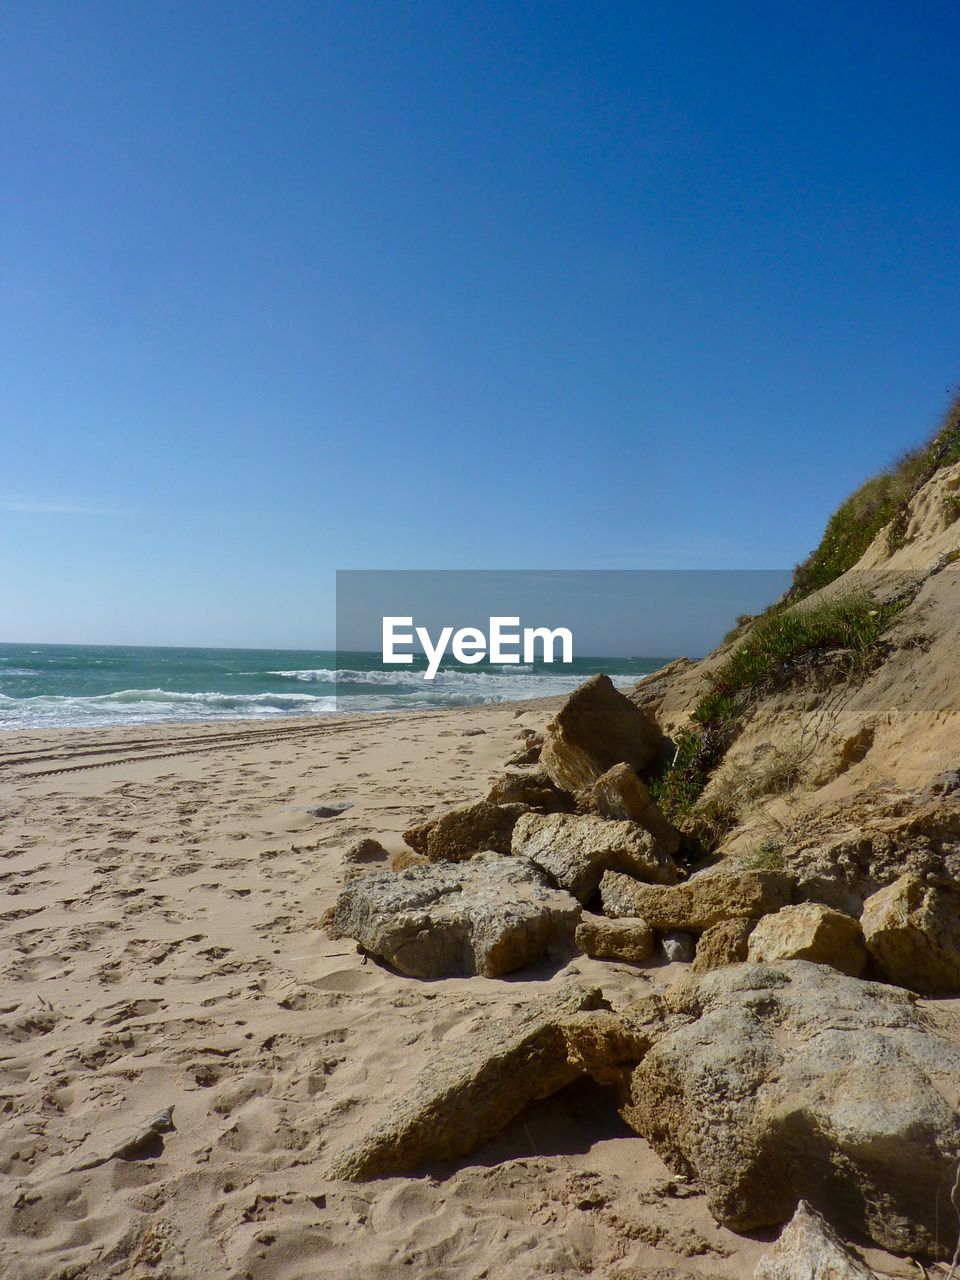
left=0, top=643, right=671, bottom=731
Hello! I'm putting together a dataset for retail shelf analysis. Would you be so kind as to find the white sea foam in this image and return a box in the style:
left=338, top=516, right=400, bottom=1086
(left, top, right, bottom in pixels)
left=267, top=665, right=631, bottom=690
left=261, top=664, right=639, bottom=713
left=0, top=689, right=338, bottom=731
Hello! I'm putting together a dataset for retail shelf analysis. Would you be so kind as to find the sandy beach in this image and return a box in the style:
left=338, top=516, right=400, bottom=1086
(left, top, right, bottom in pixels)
left=5, top=5, right=960, bottom=1274
left=0, top=701, right=924, bottom=1280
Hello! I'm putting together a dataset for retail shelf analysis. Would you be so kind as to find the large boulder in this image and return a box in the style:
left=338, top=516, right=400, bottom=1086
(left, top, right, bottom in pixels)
left=403, top=799, right=529, bottom=862
left=753, top=1200, right=874, bottom=1279
left=589, top=762, right=681, bottom=854
left=692, top=918, right=755, bottom=973
left=540, top=673, right=664, bottom=793
left=486, top=770, right=574, bottom=812
left=328, top=983, right=604, bottom=1180
left=622, top=961, right=960, bottom=1257
left=331, top=853, right=580, bottom=978
left=747, top=904, right=867, bottom=978
left=575, top=913, right=654, bottom=963
left=600, top=866, right=790, bottom=931
left=512, top=812, right=679, bottom=904
left=860, top=873, right=960, bottom=993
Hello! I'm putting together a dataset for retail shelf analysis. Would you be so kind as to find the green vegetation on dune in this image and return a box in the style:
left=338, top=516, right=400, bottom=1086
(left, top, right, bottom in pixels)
left=650, top=722, right=728, bottom=828
left=790, top=390, right=960, bottom=598
left=650, top=592, right=906, bottom=835
left=735, top=840, right=785, bottom=872
left=694, top=592, right=903, bottom=725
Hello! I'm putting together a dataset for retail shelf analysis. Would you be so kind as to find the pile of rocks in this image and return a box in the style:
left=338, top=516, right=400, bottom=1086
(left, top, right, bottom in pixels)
left=327, top=673, right=960, bottom=1270
left=332, top=673, right=688, bottom=978
left=328, top=959, right=960, bottom=1265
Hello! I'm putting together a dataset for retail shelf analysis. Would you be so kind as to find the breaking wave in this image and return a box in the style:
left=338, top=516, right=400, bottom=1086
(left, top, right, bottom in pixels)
left=0, top=688, right=337, bottom=731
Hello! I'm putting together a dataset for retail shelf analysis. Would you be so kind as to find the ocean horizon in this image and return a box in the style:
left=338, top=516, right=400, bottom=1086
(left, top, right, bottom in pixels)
left=0, top=642, right=672, bottom=731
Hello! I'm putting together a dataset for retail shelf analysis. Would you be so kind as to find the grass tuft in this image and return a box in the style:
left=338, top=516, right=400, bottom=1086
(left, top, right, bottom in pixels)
left=699, top=592, right=901, bottom=708
left=736, top=840, right=785, bottom=872
left=942, top=492, right=960, bottom=526
left=650, top=725, right=728, bottom=826
left=791, top=390, right=960, bottom=598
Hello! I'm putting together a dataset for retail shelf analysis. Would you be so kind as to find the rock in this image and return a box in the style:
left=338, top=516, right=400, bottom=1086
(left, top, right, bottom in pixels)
left=785, top=810, right=960, bottom=918
left=328, top=983, right=604, bottom=1180
left=343, top=837, right=390, bottom=865
left=621, top=960, right=960, bottom=1257
left=589, top=762, right=681, bottom=854
left=389, top=848, right=429, bottom=871
left=403, top=800, right=529, bottom=862
left=613, top=1272, right=729, bottom=1280
left=68, top=1106, right=176, bottom=1172
left=861, top=873, right=960, bottom=993
left=575, top=913, right=654, bottom=963
left=692, top=918, right=755, bottom=973
left=512, top=812, right=679, bottom=904
left=753, top=1200, right=874, bottom=1279
left=317, top=903, right=343, bottom=938
left=540, top=673, right=664, bottom=793
left=661, top=930, right=695, bottom=963
left=561, top=1002, right=667, bottom=1090
left=308, top=801, right=353, bottom=818
left=923, top=767, right=960, bottom=801
left=507, top=730, right=544, bottom=766
left=330, top=853, right=581, bottom=979
left=486, top=770, right=574, bottom=811
left=600, top=867, right=791, bottom=931
left=402, top=818, right=433, bottom=856
left=631, top=656, right=697, bottom=708
left=747, top=904, right=867, bottom=978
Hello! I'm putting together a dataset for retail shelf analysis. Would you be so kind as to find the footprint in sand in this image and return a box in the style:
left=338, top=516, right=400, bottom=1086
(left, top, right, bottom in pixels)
left=310, top=967, right=383, bottom=994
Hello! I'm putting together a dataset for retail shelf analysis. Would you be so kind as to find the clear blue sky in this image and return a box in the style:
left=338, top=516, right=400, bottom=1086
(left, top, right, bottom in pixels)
left=2, top=0, right=958, bottom=647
